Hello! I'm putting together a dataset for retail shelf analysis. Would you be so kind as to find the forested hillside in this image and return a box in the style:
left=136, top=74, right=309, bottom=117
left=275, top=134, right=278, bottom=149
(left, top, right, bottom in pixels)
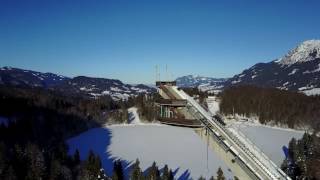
left=220, top=86, right=320, bottom=130
left=0, top=86, right=124, bottom=179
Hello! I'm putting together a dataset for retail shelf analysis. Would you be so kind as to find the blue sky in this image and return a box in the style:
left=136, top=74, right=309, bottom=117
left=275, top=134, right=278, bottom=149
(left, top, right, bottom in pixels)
left=1, top=0, right=320, bottom=84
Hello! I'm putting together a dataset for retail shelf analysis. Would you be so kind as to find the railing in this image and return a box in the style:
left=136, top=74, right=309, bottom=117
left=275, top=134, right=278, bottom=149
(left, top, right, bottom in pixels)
left=171, top=87, right=291, bottom=180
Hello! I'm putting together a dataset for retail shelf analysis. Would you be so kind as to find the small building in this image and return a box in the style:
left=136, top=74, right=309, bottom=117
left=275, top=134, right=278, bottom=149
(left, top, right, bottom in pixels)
left=155, top=81, right=202, bottom=128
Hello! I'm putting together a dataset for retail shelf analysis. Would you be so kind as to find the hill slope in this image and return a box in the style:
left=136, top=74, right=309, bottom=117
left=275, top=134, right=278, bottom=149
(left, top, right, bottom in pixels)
left=226, top=40, right=320, bottom=95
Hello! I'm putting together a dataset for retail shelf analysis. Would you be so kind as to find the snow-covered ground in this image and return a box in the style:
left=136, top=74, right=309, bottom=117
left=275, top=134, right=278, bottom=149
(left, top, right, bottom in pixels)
left=301, top=88, right=320, bottom=96
left=0, top=116, right=8, bottom=127
left=227, top=121, right=304, bottom=166
left=67, top=124, right=233, bottom=179
left=206, top=96, right=219, bottom=115
left=127, top=107, right=142, bottom=124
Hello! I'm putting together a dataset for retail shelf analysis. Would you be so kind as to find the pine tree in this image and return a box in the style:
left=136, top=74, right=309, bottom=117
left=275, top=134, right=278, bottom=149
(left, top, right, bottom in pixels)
left=49, top=159, right=61, bottom=180
left=130, top=159, right=144, bottom=180
left=209, top=176, right=215, bottom=180
left=216, top=167, right=225, bottom=180
left=3, top=165, right=17, bottom=180
left=85, top=150, right=102, bottom=180
left=168, top=169, right=174, bottom=180
left=161, top=165, right=170, bottom=180
left=146, top=162, right=160, bottom=180
left=0, top=142, right=6, bottom=176
left=198, top=176, right=205, bottom=180
left=112, top=160, right=123, bottom=180
left=25, top=143, right=46, bottom=180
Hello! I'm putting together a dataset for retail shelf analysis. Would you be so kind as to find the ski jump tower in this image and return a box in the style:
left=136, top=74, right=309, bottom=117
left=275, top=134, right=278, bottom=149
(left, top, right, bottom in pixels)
left=155, top=81, right=203, bottom=127
left=155, top=81, right=291, bottom=180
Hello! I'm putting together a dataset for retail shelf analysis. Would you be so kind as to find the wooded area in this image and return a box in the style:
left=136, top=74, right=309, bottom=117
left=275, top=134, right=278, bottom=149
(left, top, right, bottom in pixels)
left=220, top=85, right=320, bottom=131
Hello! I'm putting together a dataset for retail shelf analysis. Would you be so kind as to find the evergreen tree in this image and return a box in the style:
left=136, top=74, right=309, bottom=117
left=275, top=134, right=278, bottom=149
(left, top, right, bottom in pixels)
left=3, top=165, right=17, bottom=180
left=130, top=159, right=144, bottom=180
left=161, top=165, right=170, bottom=180
left=198, top=176, right=205, bottom=180
left=85, top=150, right=102, bottom=180
left=25, top=143, right=46, bottom=180
left=168, top=169, right=174, bottom=180
left=0, top=142, right=6, bottom=176
left=112, top=160, right=123, bottom=180
left=209, top=176, right=215, bottom=180
left=49, top=159, right=61, bottom=180
left=216, top=167, right=225, bottom=180
left=146, top=162, right=160, bottom=180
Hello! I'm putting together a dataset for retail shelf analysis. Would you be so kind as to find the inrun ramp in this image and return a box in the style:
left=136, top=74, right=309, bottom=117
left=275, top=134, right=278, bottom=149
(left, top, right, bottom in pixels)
left=161, top=85, right=291, bottom=180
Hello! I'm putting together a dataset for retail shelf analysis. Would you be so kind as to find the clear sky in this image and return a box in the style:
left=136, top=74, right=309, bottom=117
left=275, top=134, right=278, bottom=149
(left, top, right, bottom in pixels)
left=1, top=0, right=320, bottom=84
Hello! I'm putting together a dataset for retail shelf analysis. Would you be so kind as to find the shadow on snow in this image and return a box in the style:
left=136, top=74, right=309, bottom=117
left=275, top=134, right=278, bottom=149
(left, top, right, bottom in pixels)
left=67, top=127, right=192, bottom=180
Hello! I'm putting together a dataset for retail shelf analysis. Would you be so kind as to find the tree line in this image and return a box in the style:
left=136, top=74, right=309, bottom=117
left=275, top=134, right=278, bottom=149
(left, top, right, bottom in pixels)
left=0, top=86, right=121, bottom=179
left=220, top=85, right=320, bottom=131
left=281, top=133, right=320, bottom=179
left=113, top=159, right=228, bottom=180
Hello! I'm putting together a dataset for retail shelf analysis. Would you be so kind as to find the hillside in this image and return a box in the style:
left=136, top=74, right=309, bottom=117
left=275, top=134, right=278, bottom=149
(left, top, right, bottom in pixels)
left=0, top=67, right=155, bottom=101
left=226, top=40, right=320, bottom=95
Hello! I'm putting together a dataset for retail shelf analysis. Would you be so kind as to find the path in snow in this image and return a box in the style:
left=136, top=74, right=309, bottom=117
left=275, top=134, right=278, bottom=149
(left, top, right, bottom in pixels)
left=127, top=107, right=142, bottom=124
left=206, top=96, right=219, bottom=115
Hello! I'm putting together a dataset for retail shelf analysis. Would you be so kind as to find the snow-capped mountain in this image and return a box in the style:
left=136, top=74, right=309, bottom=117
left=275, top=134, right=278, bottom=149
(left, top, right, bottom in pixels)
left=0, top=66, right=69, bottom=87
left=0, top=67, right=155, bottom=101
left=276, top=40, right=320, bottom=65
left=226, top=40, right=320, bottom=95
left=56, top=76, right=154, bottom=101
left=176, top=75, right=227, bottom=92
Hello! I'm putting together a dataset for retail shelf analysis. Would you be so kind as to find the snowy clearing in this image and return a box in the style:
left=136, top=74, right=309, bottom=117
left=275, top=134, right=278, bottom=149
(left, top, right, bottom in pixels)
left=67, top=124, right=233, bottom=179
left=227, top=121, right=304, bottom=166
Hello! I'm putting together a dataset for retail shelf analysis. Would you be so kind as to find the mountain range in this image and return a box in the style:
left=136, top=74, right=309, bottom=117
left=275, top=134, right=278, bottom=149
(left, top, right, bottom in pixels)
left=0, top=67, right=154, bottom=101
left=176, top=40, right=320, bottom=95
left=2, top=40, right=320, bottom=97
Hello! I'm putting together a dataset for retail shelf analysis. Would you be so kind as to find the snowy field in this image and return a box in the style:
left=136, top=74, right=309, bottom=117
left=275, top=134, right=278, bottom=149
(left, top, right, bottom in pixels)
left=228, top=121, right=304, bottom=166
left=67, top=124, right=233, bottom=179
left=67, top=104, right=305, bottom=179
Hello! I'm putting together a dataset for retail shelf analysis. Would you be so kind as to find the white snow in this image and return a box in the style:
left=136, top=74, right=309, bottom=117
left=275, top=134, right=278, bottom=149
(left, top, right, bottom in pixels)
left=207, top=96, right=220, bottom=115
left=127, top=107, right=142, bottom=124
left=110, top=87, right=122, bottom=92
left=283, top=82, right=289, bottom=86
left=227, top=121, right=304, bottom=166
left=301, top=88, right=320, bottom=96
left=102, top=90, right=110, bottom=95
left=251, top=75, right=257, bottom=79
left=67, top=125, right=233, bottom=179
left=80, top=87, right=95, bottom=92
left=277, top=40, right=320, bottom=65
left=0, top=116, right=9, bottom=127
left=231, top=79, right=241, bottom=84
left=288, top=68, right=299, bottom=75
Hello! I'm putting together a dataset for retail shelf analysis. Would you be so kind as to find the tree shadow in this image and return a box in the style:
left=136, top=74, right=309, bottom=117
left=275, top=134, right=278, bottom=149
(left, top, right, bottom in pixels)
left=67, top=127, right=193, bottom=179
left=67, top=127, right=131, bottom=177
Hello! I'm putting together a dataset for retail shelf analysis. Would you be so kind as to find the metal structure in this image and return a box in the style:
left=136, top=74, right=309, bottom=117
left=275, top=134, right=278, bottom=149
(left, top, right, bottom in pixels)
left=156, top=82, right=291, bottom=180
